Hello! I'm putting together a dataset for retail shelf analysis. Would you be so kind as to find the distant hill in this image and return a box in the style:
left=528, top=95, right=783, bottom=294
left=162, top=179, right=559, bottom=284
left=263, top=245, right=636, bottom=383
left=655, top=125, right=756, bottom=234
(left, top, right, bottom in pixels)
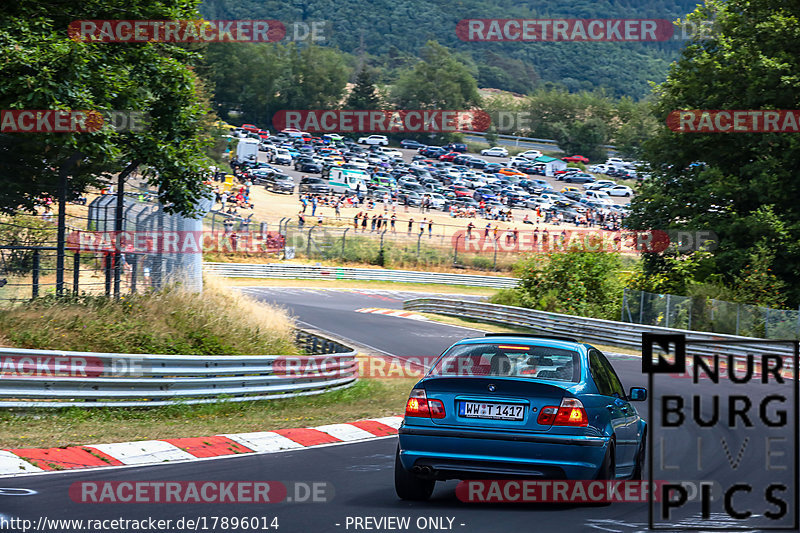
left=199, top=0, right=700, bottom=99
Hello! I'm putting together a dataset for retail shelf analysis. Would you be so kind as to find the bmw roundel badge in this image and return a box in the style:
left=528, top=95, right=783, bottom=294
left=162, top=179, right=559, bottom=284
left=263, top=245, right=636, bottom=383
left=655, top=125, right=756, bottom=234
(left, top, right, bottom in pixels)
left=487, top=384, right=496, bottom=392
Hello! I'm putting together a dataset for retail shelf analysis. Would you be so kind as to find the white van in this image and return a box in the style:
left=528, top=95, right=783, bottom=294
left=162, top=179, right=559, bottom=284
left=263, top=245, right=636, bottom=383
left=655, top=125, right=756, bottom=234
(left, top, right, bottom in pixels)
left=235, top=138, right=259, bottom=164
left=328, top=167, right=370, bottom=194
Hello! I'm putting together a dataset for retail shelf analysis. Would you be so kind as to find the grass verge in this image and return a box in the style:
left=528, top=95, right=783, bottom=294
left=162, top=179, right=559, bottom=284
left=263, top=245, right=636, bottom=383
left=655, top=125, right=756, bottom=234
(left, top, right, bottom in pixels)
left=0, top=375, right=416, bottom=448
left=0, top=276, right=297, bottom=355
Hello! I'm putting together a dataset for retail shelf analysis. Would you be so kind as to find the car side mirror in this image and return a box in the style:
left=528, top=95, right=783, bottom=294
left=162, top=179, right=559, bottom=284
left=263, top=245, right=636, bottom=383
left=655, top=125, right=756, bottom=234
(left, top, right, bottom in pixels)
left=629, top=387, right=647, bottom=401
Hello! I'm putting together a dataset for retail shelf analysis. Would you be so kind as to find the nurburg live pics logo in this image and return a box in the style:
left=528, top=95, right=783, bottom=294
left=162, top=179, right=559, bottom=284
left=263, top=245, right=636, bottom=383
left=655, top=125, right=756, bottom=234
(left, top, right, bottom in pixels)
left=642, top=333, right=799, bottom=530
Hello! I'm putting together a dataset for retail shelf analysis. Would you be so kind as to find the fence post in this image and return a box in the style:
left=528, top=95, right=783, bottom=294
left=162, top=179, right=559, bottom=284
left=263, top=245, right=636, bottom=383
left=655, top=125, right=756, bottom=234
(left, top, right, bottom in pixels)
left=493, top=238, right=498, bottom=270
left=453, top=233, right=462, bottom=264
left=307, top=226, right=315, bottom=258
left=379, top=229, right=387, bottom=263
left=620, top=288, right=627, bottom=322
left=417, top=232, right=423, bottom=257
left=665, top=294, right=671, bottom=328
left=73, top=252, right=80, bottom=295
left=31, top=249, right=40, bottom=299
left=764, top=308, right=770, bottom=338
left=736, top=305, right=741, bottom=336
left=104, top=253, right=112, bottom=296
left=639, top=290, right=645, bottom=324
left=341, top=227, right=349, bottom=258
left=130, top=254, right=138, bottom=293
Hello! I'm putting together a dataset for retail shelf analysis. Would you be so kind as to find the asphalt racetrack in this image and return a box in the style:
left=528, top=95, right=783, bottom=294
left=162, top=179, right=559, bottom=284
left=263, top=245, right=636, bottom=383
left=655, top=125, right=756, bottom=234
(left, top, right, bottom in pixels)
left=3, top=288, right=796, bottom=533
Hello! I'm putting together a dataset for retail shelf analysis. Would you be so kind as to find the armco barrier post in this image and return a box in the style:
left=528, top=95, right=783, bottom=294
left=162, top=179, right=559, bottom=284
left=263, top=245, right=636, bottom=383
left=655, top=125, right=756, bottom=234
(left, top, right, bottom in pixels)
left=104, top=253, right=112, bottom=296
left=31, top=249, right=40, bottom=299
left=341, top=227, right=349, bottom=258
left=130, top=254, right=138, bottom=293
left=307, top=226, right=315, bottom=258
left=453, top=234, right=462, bottom=264
left=72, top=252, right=80, bottom=295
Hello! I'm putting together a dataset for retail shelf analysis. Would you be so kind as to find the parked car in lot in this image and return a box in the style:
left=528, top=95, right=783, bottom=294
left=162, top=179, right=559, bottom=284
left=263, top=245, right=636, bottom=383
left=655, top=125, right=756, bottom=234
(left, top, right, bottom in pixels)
left=605, top=185, right=634, bottom=197
left=518, top=149, right=543, bottom=160
left=562, top=155, right=590, bottom=164
left=272, top=148, right=293, bottom=165
left=422, top=193, right=447, bottom=210
left=445, top=142, right=468, bottom=153
left=585, top=180, right=617, bottom=190
left=467, top=158, right=488, bottom=169
left=399, top=191, right=422, bottom=206
left=296, top=161, right=322, bottom=173
left=380, top=147, right=404, bottom=158
left=452, top=185, right=472, bottom=198
left=298, top=177, right=330, bottom=194
left=265, top=174, right=295, bottom=194
left=454, top=196, right=480, bottom=208
left=584, top=190, right=612, bottom=201
left=401, top=139, right=426, bottom=149
left=481, top=146, right=509, bottom=157
left=395, top=334, right=647, bottom=500
left=563, top=173, right=595, bottom=184
left=358, top=135, right=389, bottom=145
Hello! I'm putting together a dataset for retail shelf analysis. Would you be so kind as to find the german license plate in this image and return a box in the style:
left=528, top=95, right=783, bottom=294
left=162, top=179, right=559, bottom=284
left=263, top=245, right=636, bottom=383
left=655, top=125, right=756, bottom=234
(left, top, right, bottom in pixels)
left=459, top=401, right=525, bottom=421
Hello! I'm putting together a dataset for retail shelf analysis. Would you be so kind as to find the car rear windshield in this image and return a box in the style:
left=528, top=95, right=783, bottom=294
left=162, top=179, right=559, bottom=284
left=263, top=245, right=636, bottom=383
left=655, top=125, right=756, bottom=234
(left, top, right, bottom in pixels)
left=429, top=343, right=581, bottom=382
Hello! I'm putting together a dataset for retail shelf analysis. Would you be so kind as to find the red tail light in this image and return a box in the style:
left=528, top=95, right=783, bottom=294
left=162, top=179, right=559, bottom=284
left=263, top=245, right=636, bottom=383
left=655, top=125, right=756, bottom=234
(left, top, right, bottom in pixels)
left=537, top=398, right=588, bottom=427
left=405, top=389, right=446, bottom=419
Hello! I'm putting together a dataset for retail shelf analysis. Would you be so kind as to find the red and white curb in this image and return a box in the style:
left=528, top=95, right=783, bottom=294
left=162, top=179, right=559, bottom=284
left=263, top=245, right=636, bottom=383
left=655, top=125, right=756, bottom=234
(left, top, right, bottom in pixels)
left=355, top=308, right=428, bottom=320
left=0, top=416, right=402, bottom=476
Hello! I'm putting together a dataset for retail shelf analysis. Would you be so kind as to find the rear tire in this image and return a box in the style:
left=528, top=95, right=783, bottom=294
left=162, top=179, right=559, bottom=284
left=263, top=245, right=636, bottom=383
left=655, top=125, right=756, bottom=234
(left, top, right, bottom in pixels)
left=596, top=441, right=616, bottom=480
left=394, top=447, right=435, bottom=501
left=631, top=433, right=646, bottom=480
left=593, top=441, right=616, bottom=506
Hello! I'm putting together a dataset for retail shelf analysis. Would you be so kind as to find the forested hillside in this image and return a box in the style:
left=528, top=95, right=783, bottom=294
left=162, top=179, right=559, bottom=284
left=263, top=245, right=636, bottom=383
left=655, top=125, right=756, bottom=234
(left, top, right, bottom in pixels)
left=199, top=0, right=701, bottom=98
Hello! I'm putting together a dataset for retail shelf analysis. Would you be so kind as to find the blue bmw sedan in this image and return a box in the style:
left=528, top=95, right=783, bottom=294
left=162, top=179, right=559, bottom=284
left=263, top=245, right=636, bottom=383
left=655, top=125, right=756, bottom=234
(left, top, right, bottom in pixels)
left=395, top=334, right=647, bottom=500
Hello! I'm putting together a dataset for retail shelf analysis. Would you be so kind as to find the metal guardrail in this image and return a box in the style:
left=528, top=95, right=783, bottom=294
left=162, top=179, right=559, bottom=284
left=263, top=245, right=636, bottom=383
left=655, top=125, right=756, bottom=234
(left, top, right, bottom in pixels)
left=462, top=130, right=617, bottom=151
left=403, top=298, right=796, bottom=360
left=204, top=262, right=519, bottom=289
left=0, top=330, right=357, bottom=408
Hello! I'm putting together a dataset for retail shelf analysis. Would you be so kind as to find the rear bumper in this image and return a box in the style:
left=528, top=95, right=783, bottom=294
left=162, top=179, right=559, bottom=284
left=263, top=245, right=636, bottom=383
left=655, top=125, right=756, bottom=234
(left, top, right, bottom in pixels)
left=398, top=425, right=609, bottom=480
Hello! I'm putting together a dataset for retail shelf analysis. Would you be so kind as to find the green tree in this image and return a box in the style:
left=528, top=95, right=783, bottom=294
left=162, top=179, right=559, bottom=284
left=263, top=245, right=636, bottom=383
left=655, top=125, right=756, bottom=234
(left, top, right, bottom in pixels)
left=392, top=41, right=481, bottom=110
left=0, top=0, right=214, bottom=216
left=492, top=252, right=624, bottom=319
left=204, top=43, right=348, bottom=129
left=627, top=0, right=800, bottom=306
left=345, top=67, right=382, bottom=110
left=551, top=118, right=608, bottom=161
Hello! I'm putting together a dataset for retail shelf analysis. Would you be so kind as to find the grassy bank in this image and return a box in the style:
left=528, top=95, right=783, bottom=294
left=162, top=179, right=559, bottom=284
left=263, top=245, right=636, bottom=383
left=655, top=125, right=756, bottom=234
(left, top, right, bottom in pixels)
left=0, top=277, right=298, bottom=356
